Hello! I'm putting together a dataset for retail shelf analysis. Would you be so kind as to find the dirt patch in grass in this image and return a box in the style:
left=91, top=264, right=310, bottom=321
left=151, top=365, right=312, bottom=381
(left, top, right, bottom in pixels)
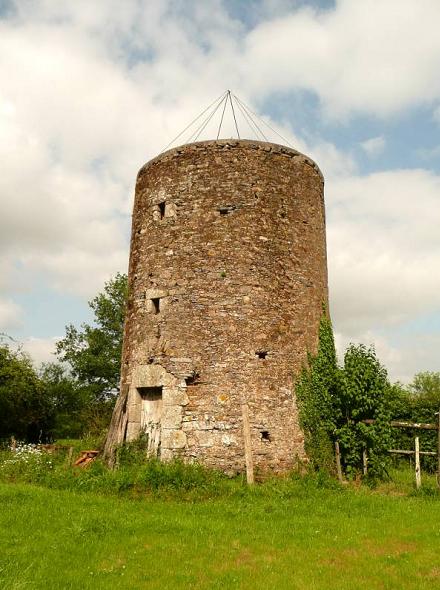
left=321, top=539, right=418, bottom=568
left=364, top=539, right=417, bottom=557
left=427, top=567, right=440, bottom=579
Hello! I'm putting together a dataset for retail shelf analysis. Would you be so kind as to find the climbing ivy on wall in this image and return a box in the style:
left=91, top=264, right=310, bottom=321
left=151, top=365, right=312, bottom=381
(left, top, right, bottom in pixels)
left=296, top=313, right=394, bottom=479
left=296, top=314, right=339, bottom=473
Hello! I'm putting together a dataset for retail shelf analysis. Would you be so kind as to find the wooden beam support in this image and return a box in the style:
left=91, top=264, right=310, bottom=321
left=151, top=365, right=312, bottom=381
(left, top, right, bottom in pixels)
left=388, top=449, right=436, bottom=457
left=241, top=401, right=254, bottom=485
left=362, top=419, right=437, bottom=430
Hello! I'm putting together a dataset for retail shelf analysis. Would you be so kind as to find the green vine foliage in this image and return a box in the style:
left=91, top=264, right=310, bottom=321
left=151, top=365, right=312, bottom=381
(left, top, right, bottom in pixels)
left=296, top=314, right=339, bottom=473
left=296, top=315, right=393, bottom=480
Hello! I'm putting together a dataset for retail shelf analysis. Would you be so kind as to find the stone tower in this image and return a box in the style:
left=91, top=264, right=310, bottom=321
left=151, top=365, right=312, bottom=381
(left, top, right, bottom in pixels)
left=104, top=139, right=328, bottom=475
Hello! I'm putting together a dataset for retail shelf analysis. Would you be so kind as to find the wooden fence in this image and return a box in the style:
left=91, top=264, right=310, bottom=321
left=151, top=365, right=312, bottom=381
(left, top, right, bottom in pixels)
left=335, top=413, right=440, bottom=489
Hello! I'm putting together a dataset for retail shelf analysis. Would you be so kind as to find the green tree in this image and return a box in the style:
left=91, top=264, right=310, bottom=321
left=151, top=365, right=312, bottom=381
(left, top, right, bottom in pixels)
left=409, top=372, right=440, bottom=404
left=38, top=362, right=85, bottom=439
left=56, top=273, right=128, bottom=403
left=336, top=344, right=393, bottom=478
left=0, top=344, right=49, bottom=441
left=54, top=273, right=128, bottom=436
left=297, top=319, right=394, bottom=479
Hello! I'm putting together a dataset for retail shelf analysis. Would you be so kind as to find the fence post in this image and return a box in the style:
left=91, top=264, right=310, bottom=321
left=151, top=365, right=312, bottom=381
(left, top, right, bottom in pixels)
left=362, top=448, right=368, bottom=476
left=335, top=441, right=343, bottom=484
left=415, top=436, right=421, bottom=489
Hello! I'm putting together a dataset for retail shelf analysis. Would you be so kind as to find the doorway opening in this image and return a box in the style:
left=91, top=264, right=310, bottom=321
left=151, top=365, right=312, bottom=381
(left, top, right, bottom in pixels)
left=138, top=386, right=163, bottom=456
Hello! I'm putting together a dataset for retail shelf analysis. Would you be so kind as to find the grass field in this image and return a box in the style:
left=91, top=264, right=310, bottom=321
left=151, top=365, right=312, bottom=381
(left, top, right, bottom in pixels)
left=1, top=472, right=440, bottom=590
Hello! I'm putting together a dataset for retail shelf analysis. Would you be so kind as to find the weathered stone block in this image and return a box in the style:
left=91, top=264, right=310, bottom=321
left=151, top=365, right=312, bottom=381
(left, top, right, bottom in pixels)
left=162, top=405, right=183, bottom=429
left=162, top=430, right=187, bottom=449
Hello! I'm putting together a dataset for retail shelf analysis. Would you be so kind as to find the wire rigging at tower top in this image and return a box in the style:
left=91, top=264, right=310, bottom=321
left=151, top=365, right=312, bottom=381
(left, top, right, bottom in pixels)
left=160, top=90, right=295, bottom=153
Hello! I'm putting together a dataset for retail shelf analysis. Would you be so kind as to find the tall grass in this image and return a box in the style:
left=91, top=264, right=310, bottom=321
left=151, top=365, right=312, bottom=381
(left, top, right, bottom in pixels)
left=1, top=439, right=439, bottom=502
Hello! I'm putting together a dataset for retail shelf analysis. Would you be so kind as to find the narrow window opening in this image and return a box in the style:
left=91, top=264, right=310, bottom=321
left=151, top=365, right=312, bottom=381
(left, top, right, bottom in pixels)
left=261, top=430, right=271, bottom=442
left=158, top=201, right=166, bottom=219
left=256, top=351, right=268, bottom=359
left=151, top=297, right=160, bottom=314
left=185, top=371, right=200, bottom=386
left=218, top=205, right=236, bottom=215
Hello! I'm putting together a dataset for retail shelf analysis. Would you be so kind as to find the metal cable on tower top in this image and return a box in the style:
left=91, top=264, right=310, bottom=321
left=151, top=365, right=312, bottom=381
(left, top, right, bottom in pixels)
left=160, top=90, right=295, bottom=152
left=160, top=91, right=227, bottom=154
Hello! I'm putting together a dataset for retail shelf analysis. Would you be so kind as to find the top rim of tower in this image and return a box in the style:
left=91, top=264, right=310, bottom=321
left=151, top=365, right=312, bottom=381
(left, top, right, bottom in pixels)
left=138, top=138, right=324, bottom=182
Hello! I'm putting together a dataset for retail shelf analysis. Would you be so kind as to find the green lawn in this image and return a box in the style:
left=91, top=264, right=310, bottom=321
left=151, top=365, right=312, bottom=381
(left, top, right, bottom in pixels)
left=1, top=479, right=440, bottom=590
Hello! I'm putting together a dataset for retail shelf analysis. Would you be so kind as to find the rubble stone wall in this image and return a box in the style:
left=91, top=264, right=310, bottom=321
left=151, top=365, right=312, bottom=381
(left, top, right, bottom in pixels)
left=121, top=139, right=328, bottom=474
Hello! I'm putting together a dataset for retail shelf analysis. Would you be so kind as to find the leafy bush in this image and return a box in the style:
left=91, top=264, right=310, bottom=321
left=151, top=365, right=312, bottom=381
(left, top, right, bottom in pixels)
left=296, top=315, right=394, bottom=479
left=336, top=344, right=394, bottom=479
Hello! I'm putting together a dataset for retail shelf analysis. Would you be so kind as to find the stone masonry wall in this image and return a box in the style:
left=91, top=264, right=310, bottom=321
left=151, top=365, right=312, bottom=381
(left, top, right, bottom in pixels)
left=121, top=139, right=328, bottom=475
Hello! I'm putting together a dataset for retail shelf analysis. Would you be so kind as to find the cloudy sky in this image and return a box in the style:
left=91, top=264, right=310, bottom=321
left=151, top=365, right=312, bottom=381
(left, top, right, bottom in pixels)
left=1, top=0, right=439, bottom=382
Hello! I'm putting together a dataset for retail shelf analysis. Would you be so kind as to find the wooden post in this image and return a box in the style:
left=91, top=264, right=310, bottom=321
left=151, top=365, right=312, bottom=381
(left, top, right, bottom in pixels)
left=437, top=410, right=440, bottom=489
left=241, top=401, right=254, bottom=485
left=362, top=448, right=368, bottom=476
left=66, top=446, right=74, bottom=467
left=10, top=436, right=16, bottom=452
left=415, top=436, right=421, bottom=489
left=335, top=441, right=343, bottom=484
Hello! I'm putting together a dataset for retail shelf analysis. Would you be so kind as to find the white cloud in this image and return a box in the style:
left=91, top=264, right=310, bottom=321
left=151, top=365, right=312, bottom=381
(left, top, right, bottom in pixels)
left=243, top=0, right=440, bottom=117
left=360, top=136, right=386, bottom=158
left=21, top=336, right=58, bottom=366
left=0, top=299, right=23, bottom=331
left=327, top=168, right=440, bottom=338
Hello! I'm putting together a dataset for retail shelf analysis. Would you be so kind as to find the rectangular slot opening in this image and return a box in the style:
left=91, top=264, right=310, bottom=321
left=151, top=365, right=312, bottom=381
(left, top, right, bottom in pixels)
left=151, top=297, right=160, bottom=314
left=218, top=205, right=236, bottom=215
left=158, top=201, right=166, bottom=219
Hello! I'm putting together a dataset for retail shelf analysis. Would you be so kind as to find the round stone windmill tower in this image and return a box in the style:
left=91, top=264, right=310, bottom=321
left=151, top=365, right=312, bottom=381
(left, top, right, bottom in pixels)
left=105, top=136, right=328, bottom=476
